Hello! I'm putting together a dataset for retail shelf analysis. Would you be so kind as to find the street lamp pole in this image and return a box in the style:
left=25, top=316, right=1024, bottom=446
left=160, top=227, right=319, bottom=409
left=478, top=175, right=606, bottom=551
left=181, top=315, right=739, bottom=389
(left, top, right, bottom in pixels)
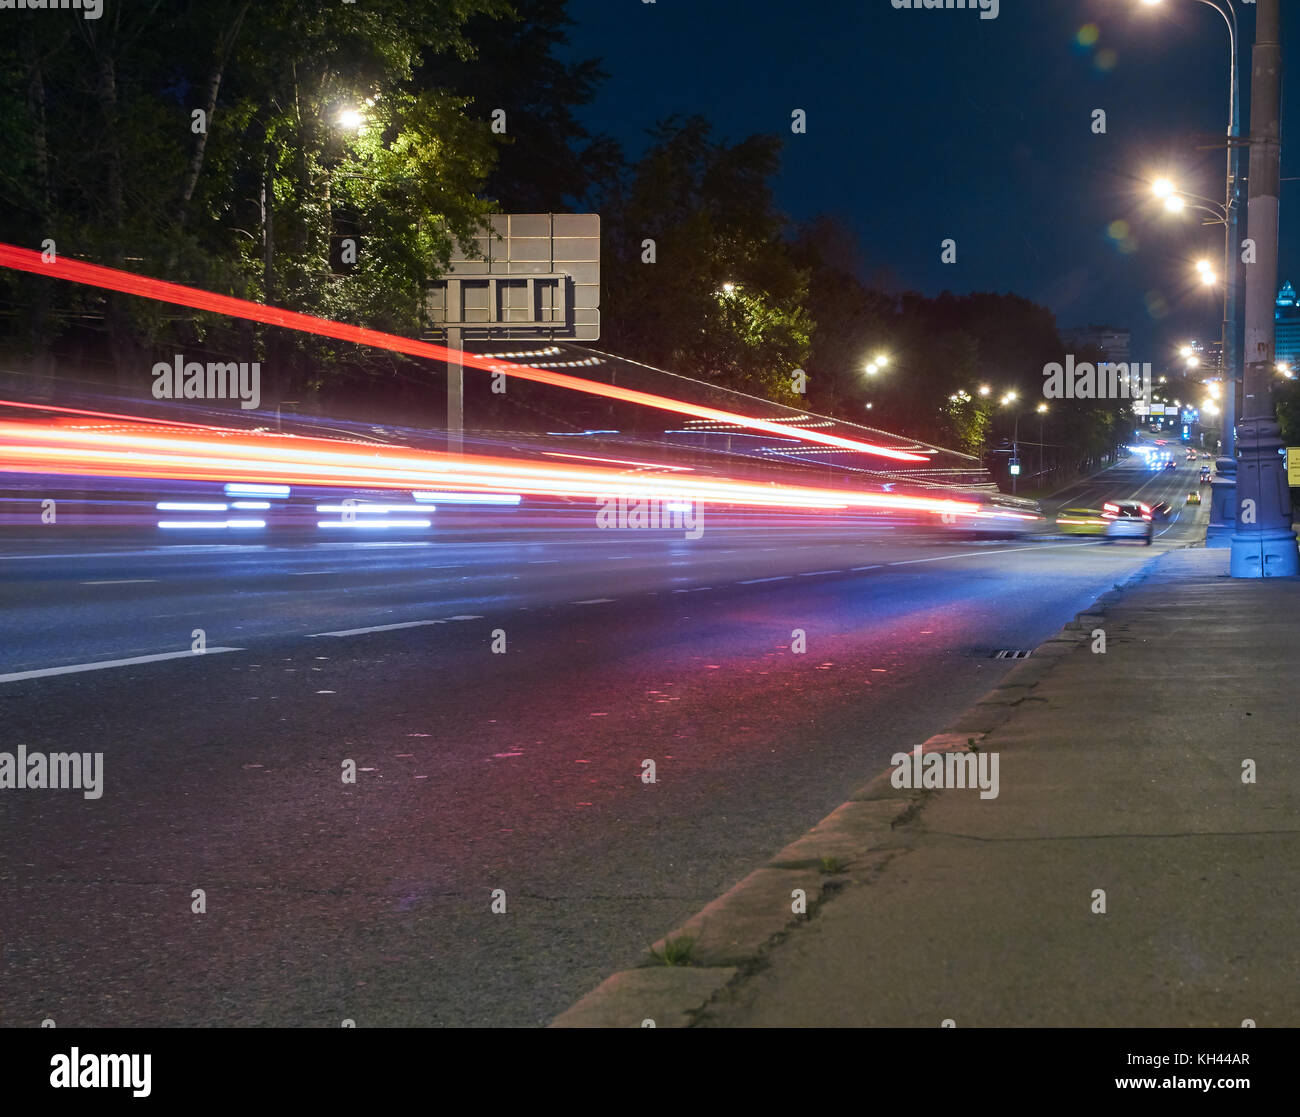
left=1202, top=0, right=1244, bottom=458
left=1148, top=1, right=1241, bottom=453
left=1012, top=410, right=1022, bottom=495
left=1039, top=411, right=1046, bottom=483
left=1229, top=0, right=1297, bottom=576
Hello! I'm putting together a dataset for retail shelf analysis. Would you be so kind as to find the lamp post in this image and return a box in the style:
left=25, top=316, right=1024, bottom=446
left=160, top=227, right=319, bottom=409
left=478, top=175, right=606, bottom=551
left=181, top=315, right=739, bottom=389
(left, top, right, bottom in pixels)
left=999, top=391, right=1020, bottom=493
left=1140, top=0, right=1242, bottom=455
left=1007, top=400, right=1047, bottom=495
left=1037, top=403, right=1048, bottom=486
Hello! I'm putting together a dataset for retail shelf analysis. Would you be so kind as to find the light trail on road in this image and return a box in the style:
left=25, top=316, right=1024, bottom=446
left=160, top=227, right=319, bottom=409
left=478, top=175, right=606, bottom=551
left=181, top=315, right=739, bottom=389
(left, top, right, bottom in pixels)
left=0, top=242, right=930, bottom=463
left=0, top=411, right=979, bottom=515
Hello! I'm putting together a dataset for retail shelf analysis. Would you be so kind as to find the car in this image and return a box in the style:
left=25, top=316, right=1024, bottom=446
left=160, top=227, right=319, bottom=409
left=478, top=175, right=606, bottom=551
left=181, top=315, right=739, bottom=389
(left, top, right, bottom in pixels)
left=1164, top=458, right=1178, bottom=470
left=1200, top=466, right=1212, bottom=483
left=1055, top=507, right=1107, bottom=535
left=1102, top=500, right=1154, bottom=544
left=1149, top=500, right=1172, bottom=521
left=1186, top=490, right=1202, bottom=505
left=1200, top=452, right=1211, bottom=459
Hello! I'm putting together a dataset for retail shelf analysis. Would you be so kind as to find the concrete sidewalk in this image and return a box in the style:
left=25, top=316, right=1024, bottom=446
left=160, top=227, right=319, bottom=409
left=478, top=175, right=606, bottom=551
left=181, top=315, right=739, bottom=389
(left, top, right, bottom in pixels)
left=554, top=547, right=1300, bottom=1027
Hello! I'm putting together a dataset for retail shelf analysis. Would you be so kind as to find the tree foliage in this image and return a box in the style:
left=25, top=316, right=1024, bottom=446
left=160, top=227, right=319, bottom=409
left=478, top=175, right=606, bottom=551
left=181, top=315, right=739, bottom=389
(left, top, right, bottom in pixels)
left=601, top=117, right=813, bottom=402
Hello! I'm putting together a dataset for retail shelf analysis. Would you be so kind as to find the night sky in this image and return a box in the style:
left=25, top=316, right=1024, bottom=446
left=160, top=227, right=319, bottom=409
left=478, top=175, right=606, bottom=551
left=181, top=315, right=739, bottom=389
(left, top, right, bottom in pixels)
left=561, top=0, right=1300, bottom=366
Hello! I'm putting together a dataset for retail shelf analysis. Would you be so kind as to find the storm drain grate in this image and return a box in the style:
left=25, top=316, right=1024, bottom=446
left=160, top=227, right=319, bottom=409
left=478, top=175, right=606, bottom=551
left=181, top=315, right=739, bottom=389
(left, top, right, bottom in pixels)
left=993, top=649, right=1033, bottom=660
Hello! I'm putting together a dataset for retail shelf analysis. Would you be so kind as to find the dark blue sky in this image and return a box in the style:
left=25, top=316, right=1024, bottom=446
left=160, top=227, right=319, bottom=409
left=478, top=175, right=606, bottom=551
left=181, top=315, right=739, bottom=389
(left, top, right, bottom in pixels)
left=560, top=0, right=1298, bottom=365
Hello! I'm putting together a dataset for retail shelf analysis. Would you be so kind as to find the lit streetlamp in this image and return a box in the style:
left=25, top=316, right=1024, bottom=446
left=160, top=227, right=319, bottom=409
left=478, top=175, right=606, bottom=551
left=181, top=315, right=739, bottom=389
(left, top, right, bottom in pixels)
left=1137, top=0, right=1243, bottom=453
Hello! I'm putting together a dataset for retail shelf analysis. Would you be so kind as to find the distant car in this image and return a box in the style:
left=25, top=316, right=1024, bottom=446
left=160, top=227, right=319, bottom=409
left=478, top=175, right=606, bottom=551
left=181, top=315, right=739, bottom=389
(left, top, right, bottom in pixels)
left=1200, top=466, right=1212, bottom=484
left=1200, top=452, right=1211, bottom=459
left=1186, top=490, right=1202, bottom=505
left=1149, top=500, right=1172, bottom=521
left=1055, top=507, right=1107, bottom=535
left=1164, top=458, right=1178, bottom=470
left=1102, top=500, right=1154, bottom=544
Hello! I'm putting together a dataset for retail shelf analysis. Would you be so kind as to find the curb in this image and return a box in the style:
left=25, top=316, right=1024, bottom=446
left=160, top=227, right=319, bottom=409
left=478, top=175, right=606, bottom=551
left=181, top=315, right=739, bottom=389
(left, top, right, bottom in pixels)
left=549, top=557, right=1164, bottom=1028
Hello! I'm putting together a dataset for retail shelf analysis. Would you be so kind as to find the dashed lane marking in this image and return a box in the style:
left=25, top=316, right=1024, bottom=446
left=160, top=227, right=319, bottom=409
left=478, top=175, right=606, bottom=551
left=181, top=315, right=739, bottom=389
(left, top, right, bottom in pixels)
left=0, top=648, right=243, bottom=684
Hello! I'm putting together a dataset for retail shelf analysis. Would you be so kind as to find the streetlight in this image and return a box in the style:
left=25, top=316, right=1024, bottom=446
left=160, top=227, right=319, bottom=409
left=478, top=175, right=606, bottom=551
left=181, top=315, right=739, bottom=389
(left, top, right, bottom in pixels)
left=336, top=108, right=366, bottom=130
left=1154, top=179, right=1229, bottom=225
left=1035, top=403, right=1048, bottom=484
left=1001, top=399, right=1043, bottom=495
left=1137, top=0, right=1242, bottom=454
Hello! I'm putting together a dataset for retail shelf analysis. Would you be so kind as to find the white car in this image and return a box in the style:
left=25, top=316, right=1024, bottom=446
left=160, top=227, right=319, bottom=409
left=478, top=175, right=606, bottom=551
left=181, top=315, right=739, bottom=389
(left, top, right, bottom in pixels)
left=1102, top=500, right=1154, bottom=544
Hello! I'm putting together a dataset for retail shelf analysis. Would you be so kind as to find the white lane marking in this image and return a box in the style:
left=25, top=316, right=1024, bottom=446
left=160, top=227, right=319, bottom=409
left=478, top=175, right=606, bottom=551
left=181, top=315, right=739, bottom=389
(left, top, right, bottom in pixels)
left=0, top=546, right=264, bottom=561
left=573, top=598, right=615, bottom=604
left=797, top=570, right=843, bottom=577
left=738, top=575, right=792, bottom=585
left=308, top=620, right=445, bottom=637
left=448, top=614, right=484, bottom=620
left=887, top=541, right=1102, bottom=567
left=527, top=560, right=560, bottom=564
left=851, top=565, right=884, bottom=571
left=80, top=579, right=157, bottom=585
left=0, top=648, right=242, bottom=684
left=288, top=571, right=339, bottom=576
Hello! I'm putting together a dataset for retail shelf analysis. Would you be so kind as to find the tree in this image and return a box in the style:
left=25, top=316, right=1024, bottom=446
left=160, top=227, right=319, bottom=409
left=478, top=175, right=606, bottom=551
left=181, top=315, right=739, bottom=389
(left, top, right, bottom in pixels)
left=426, top=0, right=621, bottom=212
left=0, top=0, right=508, bottom=392
left=789, top=217, right=896, bottom=418
left=601, top=117, right=812, bottom=401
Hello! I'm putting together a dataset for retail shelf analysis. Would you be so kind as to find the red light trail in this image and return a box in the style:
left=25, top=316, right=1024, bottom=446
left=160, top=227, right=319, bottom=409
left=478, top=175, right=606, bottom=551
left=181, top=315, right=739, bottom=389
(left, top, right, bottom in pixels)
left=0, top=413, right=979, bottom=517
left=0, top=243, right=928, bottom=463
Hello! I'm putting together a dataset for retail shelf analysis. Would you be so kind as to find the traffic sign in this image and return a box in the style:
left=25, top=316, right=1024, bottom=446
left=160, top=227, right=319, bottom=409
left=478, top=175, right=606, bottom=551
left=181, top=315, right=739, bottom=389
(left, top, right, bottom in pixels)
left=1287, top=447, right=1300, bottom=486
left=425, top=213, right=600, bottom=340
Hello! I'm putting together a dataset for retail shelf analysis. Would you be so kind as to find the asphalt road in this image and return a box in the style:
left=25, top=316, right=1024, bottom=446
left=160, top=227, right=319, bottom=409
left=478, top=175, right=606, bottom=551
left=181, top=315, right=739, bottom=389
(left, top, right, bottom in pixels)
left=0, top=451, right=1209, bottom=1027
